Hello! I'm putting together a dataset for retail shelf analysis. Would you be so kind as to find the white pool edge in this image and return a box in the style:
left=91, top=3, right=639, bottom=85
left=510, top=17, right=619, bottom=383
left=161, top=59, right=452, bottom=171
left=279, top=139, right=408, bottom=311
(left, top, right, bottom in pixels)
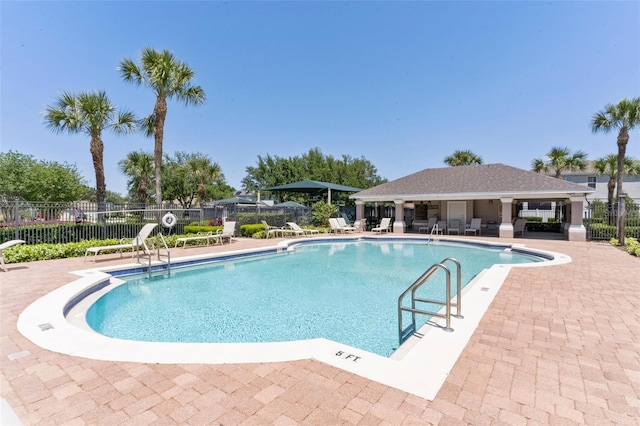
left=17, top=236, right=571, bottom=400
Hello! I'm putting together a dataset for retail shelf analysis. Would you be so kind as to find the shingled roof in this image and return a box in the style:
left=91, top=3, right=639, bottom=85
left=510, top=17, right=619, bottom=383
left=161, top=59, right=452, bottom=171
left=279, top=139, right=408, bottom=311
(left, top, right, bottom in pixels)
left=351, top=163, right=593, bottom=201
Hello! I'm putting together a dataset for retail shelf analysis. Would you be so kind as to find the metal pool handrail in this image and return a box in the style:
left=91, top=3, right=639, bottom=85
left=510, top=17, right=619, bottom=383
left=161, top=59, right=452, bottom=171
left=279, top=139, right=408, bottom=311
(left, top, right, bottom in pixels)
left=397, top=257, right=462, bottom=345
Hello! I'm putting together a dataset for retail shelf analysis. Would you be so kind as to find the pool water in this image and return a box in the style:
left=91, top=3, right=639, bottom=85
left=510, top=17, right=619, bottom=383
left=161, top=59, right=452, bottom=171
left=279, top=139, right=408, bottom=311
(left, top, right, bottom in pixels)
left=86, top=240, right=542, bottom=356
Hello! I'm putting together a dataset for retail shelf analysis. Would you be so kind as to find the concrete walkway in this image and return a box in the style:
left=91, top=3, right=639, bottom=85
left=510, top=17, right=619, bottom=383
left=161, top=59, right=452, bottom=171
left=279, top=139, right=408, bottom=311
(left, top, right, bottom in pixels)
left=1, top=235, right=639, bottom=425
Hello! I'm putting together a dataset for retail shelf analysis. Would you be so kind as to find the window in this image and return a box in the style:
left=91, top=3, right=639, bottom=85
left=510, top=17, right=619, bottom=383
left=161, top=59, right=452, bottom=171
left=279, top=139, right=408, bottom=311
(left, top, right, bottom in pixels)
left=587, top=177, right=596, bottom=189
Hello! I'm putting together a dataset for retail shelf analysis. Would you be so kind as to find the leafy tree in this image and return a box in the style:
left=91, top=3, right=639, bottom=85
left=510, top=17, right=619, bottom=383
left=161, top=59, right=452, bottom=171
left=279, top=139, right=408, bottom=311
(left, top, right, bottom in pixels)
left=79, top=186, right=126, bottom=204
left=591, top=97, right=640, bottom=245
left=443, top=150, right=483, bottom=166
left=593, top=154, right=640, bottom=208
left=531, top=146, right=587, bottom=179
left=119, top=48, right=206, bottom=206
left=43, top=91, right=136, bottom=205
left=0, top=150, right=85, bottom=201
left=311, top=200, right=338, bottom=227
left=242, top=147, right=386, bottom=203
left=162, top=151, right=233, bottom=209
left=187, top=155, right=221, bottom=208
left=119, top=151, right=154, bottom=205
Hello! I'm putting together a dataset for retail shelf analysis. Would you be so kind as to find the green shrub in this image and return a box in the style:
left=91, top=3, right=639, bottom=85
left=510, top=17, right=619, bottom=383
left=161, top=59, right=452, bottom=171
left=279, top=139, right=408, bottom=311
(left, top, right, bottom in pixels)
left=183, top=225, right=223, bottom=234
left=252, top=230, right=266, bottom=239
left=240, top=224, right=264, bottom=238
left=521, top=216, right=543, bottom=222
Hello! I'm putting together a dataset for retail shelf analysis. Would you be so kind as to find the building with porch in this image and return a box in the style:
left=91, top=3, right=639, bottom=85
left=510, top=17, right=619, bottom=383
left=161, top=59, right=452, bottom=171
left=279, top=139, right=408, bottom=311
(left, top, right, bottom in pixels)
left=349, top=163, right=594, bottom=241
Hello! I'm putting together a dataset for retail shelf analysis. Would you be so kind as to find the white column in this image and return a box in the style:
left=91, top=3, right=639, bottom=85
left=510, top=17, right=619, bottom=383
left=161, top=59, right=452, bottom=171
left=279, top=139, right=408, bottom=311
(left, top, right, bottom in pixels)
left=499, top=197, right=514, bottom=238
left=355, top=200, right=364, bottom=221
left=393, top=200, right=406, bottom=233
left=567, top=195, right=587, bottom=241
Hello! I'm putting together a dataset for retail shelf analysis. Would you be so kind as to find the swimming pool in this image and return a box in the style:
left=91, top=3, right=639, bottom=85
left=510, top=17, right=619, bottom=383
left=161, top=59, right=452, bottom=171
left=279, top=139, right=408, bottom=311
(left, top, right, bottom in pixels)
left=86, top=239, right=543, bottom=357
left=18, top=235, right=570, bottom=400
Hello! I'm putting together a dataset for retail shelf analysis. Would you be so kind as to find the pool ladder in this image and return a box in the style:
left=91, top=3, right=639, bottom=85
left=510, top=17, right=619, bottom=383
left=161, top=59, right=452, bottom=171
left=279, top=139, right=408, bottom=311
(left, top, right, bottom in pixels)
left=147, top=233, right=171, bottom=279
left=397, top=257, right=463, bottom=345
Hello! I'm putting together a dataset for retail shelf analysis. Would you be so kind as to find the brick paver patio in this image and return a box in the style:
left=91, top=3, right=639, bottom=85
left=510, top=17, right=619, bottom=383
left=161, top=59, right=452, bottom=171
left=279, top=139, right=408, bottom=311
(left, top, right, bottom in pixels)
left=1, top=235, right=639, bottom=425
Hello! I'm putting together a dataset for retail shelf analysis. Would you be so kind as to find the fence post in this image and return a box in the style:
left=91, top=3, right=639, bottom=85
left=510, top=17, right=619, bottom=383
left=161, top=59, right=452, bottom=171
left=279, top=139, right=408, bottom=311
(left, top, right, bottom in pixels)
left=14, top=198, right=19, bottom=240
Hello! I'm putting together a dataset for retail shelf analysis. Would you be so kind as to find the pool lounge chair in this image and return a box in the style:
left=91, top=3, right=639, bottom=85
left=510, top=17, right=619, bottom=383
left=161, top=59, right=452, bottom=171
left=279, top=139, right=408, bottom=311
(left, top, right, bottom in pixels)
left=218, top=221, right=236, bottom=243
left=84, top=223, right=157, bottom=262
left=287, top=222, right=319, bottom=236
left=337, top=217, right=357, bottom=233
left=0, top=239, right=25, bottom=272
left=261, top=220, right=286, bottom=238
left=465, top=218, right=482, bottom=235
left=329, top=218, right=345, bottom=234
left=353, top=218, right=366, bottom=232
left=174, top=231, right=221, bottom=248
left=372, top=217, right=392, bottom=233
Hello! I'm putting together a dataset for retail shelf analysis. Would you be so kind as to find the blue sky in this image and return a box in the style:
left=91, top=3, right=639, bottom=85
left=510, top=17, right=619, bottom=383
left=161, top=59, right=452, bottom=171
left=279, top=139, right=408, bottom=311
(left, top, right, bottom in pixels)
left=1, top=1, right=639, bottom=196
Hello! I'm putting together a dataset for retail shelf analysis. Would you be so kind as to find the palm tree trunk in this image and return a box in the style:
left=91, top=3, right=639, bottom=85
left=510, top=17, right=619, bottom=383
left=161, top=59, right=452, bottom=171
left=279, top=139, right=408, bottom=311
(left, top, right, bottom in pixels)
left=154, top=96, right=168, bottom=214
left=90, top=135, right=106, bottom=205
left=616, top=129, right=629, bottom=244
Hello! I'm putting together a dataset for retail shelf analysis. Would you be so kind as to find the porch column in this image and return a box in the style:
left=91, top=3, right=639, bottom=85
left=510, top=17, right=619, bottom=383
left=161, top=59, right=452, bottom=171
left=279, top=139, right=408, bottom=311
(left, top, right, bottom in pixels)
left=499, top=197, right=514, bottom=238
left=567, top=196, right=587, bottom=241
left=393, top=200, right=406, bottom=233
left=355, top=200, right=364, bottom=221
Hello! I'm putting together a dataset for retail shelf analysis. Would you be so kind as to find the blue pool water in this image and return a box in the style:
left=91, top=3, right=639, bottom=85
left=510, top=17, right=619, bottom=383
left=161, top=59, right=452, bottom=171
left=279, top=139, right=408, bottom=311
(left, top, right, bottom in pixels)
left=86, top=240, right=543, bottom=356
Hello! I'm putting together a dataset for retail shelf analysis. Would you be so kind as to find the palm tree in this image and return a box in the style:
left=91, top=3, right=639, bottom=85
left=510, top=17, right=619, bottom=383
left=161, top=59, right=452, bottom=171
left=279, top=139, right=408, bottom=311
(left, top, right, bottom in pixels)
left=186, top=154, right=221, bottom=208
left=593, top=154, right=640, bottom=209
left=532, top=147, right=587, bottom=222
left=531, top=146, right=588, bottom=179
left=119, top=48, right=206, bottom=207
left=44, top=91, right=136, bottom=205
left=591, top=97, right=640, bottom=244
left=119, top=151, right=154, bottom=205
left=443, top=150, right=483, bottom=166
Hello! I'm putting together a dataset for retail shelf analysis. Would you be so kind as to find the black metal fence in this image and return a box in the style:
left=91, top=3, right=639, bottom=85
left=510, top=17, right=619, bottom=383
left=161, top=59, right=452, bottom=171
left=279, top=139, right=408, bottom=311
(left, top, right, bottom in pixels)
left=0, top=200, right=310, bottom=245
left=584, top=201, right=640, bottom=241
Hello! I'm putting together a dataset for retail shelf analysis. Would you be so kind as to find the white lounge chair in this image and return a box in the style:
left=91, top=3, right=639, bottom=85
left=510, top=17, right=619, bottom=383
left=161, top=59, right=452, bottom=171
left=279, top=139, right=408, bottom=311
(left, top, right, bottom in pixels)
left=337, top=217, right=356, bottom=232
left=287, top=222, right=319, bottom=236
left=0, top=239, right=25, bottom=272
left=372, top=217, right=392, bottom=233
left=353, top=218, right=366, bottom=232
left=84, top=223, right=157, bottom=262
left=218, top=221, right=236, bottom=243
left=261, top=220, right=286, bottom=238
left=329, top=218, right=345, bottom=234
left=174, top=231, right=221, bottom=248
left=465, top=218, right=482, bottom=235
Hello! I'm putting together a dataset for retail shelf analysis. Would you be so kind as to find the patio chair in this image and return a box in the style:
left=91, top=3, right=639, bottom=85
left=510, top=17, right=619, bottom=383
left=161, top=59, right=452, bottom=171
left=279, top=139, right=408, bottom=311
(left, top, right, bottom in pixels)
left=287, top=222, right=319, bottom=236
left=465, top=218, right=482, bottom=235
left=261, top=220, right=285, bottom=238
left=353, top=218, right=366, bottom=232
left=85, top=223, right=157, bottom=262
left=218, top=221, right=237, bottom=243
left=0, top=239, right=25, bottom=272
left=329, top=218, right=345, bottom=234
left=433, top=220, right=447, bottom=235
left=514, top=218, right=527, bottom=237
left=337, top=217, right=356, bottom=232
left=372, top=217, right=392, bottom=233
left=448, top=219, right=462, bottom=235
left=419, top=217, right=437, bottom=233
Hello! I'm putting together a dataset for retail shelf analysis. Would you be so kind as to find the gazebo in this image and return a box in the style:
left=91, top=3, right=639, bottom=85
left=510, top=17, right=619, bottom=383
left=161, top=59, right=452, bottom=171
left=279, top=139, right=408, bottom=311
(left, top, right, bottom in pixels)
left=264, top=180, right=361, bottom=204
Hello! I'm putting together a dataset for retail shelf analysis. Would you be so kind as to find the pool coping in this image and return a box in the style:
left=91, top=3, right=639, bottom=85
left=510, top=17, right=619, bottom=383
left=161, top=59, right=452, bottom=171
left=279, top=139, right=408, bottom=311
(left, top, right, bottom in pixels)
left=17, top=235, right=571, bottom=400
